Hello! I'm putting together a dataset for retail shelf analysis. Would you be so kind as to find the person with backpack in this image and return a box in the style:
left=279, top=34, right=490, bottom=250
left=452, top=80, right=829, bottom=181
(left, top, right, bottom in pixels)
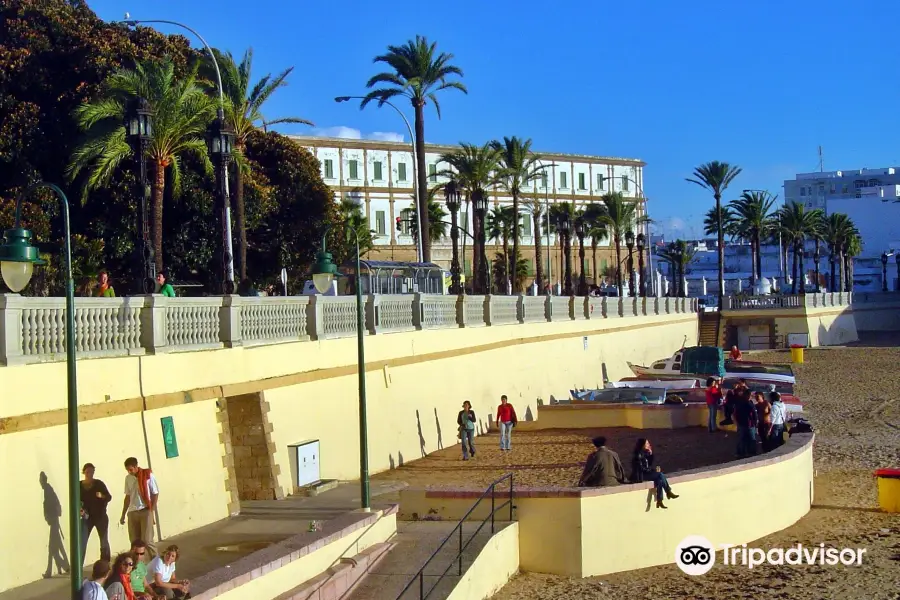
left=733, top=386, right=758, bottom=458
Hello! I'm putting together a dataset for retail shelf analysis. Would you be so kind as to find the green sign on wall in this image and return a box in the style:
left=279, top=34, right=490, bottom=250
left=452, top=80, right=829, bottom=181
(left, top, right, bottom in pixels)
left=161, top=416, right=179, bottom=459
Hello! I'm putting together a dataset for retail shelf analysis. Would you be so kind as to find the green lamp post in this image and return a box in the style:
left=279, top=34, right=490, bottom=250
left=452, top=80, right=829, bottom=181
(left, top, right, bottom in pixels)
left=0, top=182, right=81, bottom=598
left=311, top=231, right=370, bottom=509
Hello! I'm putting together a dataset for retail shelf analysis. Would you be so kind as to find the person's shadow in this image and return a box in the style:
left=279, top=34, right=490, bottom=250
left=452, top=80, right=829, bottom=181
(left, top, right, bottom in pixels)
left=416, top=410, right=427, bottom=457
left=433, top=408, right=443, bottom=450
left=40, top=472, right=70, bottom=578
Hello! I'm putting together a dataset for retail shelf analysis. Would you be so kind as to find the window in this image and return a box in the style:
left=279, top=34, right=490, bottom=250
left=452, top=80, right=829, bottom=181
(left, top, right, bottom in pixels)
left=398, top=163, right=407, bottom=181
left=854, top=180, right=865, bottom=189
left=578, top=173, right=586, bottom=190
left=830, top=184, right=836, bottom=194
left=652, top=362, right=667, bottom=370
left=818, top=184, right=825, bottom=195
left=842, top=185, right=848, bottom=194
left=800, top=187, right=806, bottom=197
left=597, top=174, right=605, bottom=190
left=375, top=211, right=386, bottom=235
left=324, top=159, right=334, bottom=179
left=523, top=216, right=532, bottom=237
left=400, top=209, right=411, bottom=235
left=621, top=175, right=629, bottom=191
left=868, top=178, right=880, bottom=187
left=373, top=161, right=383, bottom=181
left=560, top=172, right=568, bottom=189
left=541, top=173, right=548, bottom=188
left=348, top=160, right=359, bottom=180
left=429, top=164, right=437, bottom=182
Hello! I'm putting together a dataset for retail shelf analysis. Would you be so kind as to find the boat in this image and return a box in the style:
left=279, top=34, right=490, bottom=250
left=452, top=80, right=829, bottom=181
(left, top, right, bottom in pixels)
left=605, top=379, right=700, bottom=391
left=628, top=346, right=795, bottom=384
left=569, top=387, right=668, bottom=404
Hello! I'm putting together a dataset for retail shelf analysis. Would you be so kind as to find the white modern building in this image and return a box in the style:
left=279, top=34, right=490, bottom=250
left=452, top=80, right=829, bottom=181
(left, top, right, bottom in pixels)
left=288, top=135, right=647, bottom=287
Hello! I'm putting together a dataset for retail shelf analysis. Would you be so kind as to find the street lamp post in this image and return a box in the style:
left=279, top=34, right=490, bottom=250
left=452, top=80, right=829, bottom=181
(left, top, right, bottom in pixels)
left=637, top=233, right=646, bottom=297
left=444, top=180, right=462, bottom=295
left=122, top=18, right=235, bottom=292
left=882, top=252, right=889, bottom=292
left=207, top=114, right=236, bottom=294
left=335, top=96, right=422, bottom=263
left=472, top=190, right=489, bottom=294
left=555, top=209, right=573, bottom=296
left=124, top=97, right=155, bottom=294
left=625, top=231, right=636, bottom=297
left=0, top=182, right=80, bottom=598
left=574, top=217, right=587, bottom=296
left=311, top=232, right=370, bottom=509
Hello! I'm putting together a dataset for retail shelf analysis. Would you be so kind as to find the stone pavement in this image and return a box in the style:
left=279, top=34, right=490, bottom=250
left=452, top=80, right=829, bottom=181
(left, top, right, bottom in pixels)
left=1, top=480, right=406, bottom=600
left=348, top=521, right=508, bottom=600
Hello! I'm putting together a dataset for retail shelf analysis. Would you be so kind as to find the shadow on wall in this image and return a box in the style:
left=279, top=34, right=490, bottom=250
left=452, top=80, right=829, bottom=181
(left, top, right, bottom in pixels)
left=433, top=408, right=443, bottom=450
left=416, top=410, right=426, bottom=458
left=524, top=406, right=534, bottom=422
left=39, top=471, right=70, bottom=579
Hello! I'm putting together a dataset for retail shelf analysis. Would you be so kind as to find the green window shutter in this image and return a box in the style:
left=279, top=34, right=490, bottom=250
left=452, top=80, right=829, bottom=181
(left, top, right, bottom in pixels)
left=349, top=160, right=359, bottom=180
left=561, top=172, right=567, bottom=188
left=579, top=173, right=585, bottom=190
left=398, top=163, right=407, bottom=181
left=373, top=161, right=383, bottom=181
left=324, top=159, right=334, bottom=179
left=429, top=164, right=437, bottom=182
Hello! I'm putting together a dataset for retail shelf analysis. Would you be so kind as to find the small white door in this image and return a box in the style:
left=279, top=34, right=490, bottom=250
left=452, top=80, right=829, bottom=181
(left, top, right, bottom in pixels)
left=295, top=441, right=320, bottom=487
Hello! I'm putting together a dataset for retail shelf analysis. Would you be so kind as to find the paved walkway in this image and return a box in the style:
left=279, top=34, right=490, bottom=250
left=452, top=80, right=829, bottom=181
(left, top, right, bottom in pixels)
left=1, top=481, right=406, bottom=600
left=348, top=521, right=507, bottom=600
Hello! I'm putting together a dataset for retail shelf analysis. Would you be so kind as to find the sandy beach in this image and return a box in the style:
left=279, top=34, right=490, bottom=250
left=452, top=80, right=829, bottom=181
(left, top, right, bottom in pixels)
left=491, top=341, right=900, bottom=600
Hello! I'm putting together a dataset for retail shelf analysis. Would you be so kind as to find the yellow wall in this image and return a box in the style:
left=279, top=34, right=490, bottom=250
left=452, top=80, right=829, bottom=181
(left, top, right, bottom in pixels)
left=0, top=312, right=695, bottom=593
left=518, top=403, right=709, bottom=432
left=445, top=523, right=519, bottom=600
left=722, top=306, right=860, bottom=347
left=216, top=511, right=396, bottom=600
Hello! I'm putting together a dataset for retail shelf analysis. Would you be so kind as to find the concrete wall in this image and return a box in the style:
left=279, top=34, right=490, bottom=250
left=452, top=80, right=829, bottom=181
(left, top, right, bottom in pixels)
left=0, top=311, right=695, bottom=593
left=852, top=297, right=900, bottom=331
left=445, top=523, right=519, bottom=600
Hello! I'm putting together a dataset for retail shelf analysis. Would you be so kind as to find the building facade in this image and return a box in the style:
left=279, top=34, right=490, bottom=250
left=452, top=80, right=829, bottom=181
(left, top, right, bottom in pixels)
left=288, top=135, right=646, bottom=289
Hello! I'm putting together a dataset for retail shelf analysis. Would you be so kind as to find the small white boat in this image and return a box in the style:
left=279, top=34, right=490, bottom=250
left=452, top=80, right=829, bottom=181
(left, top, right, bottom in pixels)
left=605, top=379, right=700, bottom=390
left=628, top=346, right=795, bottom=385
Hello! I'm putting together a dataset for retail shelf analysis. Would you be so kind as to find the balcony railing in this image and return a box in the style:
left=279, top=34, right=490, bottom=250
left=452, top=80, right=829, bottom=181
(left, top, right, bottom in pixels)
left=0, top=293, right=699, bottom=366
left=723, top=293, right=853, bottom=311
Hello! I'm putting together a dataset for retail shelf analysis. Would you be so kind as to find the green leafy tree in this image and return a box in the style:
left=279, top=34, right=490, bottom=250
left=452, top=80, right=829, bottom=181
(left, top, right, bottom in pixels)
left=822, top=212, right=859, bottom=292
left=657, top=240, right=696, bottom=297
left=583, top=202, right=609, bottom=286
left=338, top=199, right=376, bottom=258
left=777, top=201, right=824, bottom=294
left=687, top=161, right=743, bottom=297
left=703, top=206, right=738, bottom=239
left=524, top=193, right=545, bottom=290
left=361, top=36, right=467, bottom=262
left=209, top=48, right=314, bottom=280
left=493, top=249, right=528, bottom=292
left=728, top=191, right=777, bottom=284
left=487, top=205, right=519, bottom=292
left=406, top=187, right=449, bottom=248
left=67, top=58, right=217, bottom=272
left=597, top=192, right=647, bottom=296
left=492, top=137, right=542, bottom=282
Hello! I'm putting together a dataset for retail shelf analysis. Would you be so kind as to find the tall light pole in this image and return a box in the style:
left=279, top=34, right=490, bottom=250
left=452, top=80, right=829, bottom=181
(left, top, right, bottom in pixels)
left=311, top=231, right=370, bottom=509
left=121, top=18, right=236, bottom=293
left=124, top=97, right=155, bottom=294
left=0, top=183, right=80, bottom=599
left=335, top=96, right=422, bottom=263
left=536, top=163, right=558, bottom=293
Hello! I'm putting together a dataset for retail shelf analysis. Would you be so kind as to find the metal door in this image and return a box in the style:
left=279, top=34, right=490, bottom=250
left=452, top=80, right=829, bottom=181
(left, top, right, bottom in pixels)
left=295, top=440, right=320, bottom=487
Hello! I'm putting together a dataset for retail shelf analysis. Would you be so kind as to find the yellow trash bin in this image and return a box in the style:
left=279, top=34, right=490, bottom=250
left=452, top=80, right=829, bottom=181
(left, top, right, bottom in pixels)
left=875, top=469, right=900, bottom=513
left=790, top=346, right=804, bottom=364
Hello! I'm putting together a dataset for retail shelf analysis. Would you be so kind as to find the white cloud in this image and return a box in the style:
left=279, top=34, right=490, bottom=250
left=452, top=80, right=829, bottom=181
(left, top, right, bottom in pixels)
left=368, top=131, right=405, bottom=142
left=309, top=125, right=405, bottom=143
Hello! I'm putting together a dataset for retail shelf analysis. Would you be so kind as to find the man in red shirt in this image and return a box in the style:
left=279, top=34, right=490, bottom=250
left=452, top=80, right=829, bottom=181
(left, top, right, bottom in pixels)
left=705, top=377, right=723, bottom=432
left=496, top=395, right=518, bottom=451
left=730, top=346, right=743, bottom=361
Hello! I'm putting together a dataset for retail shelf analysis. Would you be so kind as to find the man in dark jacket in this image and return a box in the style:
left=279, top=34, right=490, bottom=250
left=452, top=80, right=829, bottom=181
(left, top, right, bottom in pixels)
left=734, top=387, right=759, bottom=458
left=578, top=436, right=626, bottom=487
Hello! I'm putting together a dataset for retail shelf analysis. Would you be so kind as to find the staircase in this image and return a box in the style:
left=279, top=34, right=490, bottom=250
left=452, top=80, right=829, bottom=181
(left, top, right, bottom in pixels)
left=698, top=311, right=721, bottom=347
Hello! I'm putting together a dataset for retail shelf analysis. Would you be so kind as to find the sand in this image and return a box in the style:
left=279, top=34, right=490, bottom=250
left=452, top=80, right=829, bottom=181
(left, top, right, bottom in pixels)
left=490, top=340, right=900, bottom=600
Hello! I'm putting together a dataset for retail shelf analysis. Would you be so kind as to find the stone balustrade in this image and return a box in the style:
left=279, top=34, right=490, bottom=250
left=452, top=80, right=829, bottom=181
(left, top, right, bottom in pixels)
left=0, top=293, right=700, bottom=366
left=724, top=293, right=853, bottom=311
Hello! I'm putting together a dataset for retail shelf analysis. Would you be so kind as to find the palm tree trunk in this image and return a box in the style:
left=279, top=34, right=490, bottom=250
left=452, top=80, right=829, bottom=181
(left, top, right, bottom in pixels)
left=829, top=250, right=836, bottom=292
left=614, top=233, right=623, bottom=296
left=791, top=243, right=798, bottom=294
left=152, top=161, right=165, bottom=274
left=755, top=233, right=763, bottom=284
left=715, top=193, right=725, bottom=298
left=413, top=102, right=430, bottom=262
left=462, top=197, right=470, bottom=291
left=591, top=242, right=598, bottom=287
left=234, top=155, right=247, bottom=281
left=533, top=212, right=543, bottom=292
left=502, top=238, right=509, bottom=294
left=511, top=191, right=519, bottom=293
left=798, top=244, right=806, bottom=295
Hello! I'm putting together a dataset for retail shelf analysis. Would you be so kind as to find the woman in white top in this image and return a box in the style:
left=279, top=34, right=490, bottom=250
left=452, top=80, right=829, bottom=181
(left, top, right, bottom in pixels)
left=148, top=545, right=190, bottom=599
left=82, top=559, right=111, bottom=600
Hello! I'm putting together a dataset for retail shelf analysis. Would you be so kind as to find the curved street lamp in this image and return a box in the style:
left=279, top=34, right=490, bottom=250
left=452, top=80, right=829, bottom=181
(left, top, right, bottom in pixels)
left=311, top=231, right=370, bottom=510
left=444, top=180, right=463, bottom=294
left=121, top=18, right=236, bottom=293
left=124, top=97, right=156, bottom=293
left=625, top=230, right=636, bottom=297
left=0, top=182, right=80, bottom=597
left=335, top=96, right=422, bottom=264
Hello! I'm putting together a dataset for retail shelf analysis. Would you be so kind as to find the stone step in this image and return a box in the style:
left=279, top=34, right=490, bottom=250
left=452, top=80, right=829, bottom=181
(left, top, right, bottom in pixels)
left=272, top=542, right=394, bottom=600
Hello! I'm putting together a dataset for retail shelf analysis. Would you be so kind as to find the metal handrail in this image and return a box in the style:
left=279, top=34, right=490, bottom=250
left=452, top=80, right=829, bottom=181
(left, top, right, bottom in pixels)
left=395, top=473, right=515, bottom=600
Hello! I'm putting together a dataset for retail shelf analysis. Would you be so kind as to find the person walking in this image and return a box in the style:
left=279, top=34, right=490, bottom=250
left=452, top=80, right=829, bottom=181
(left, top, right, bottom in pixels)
left=734, top=388, right=759, bottom=458
left=155, top=272, right=175, bottom=298
left=577, top=436, right=626, bottom=487
left=457, top=401, right=477, bottom=460
left=120, top=457, right=159, bottom=558
left=769, top=391, right=787, bottom=449
left=95, top=271, right=116, bottom=298
left=630, top=438, right=679, bottom=509
left=81, top=463, right=113, bottom=563
left=496, top=395, right=518, bottom=451
left=754, top=391, right=772, bottom=451
left=705, top=377, right=722, bottom=432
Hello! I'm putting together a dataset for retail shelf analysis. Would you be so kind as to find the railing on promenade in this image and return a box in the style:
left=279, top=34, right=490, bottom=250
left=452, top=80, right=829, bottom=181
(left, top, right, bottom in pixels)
left=723, top=293, right=854, bottom=311
left=0, top=293, right=699, bottom=366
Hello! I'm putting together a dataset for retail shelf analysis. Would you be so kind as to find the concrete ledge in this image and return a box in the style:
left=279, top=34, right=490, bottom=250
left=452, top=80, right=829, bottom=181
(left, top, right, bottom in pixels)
left=272, top=541, right=394, bottom=600
left=191, top=504, right=399, bottom=599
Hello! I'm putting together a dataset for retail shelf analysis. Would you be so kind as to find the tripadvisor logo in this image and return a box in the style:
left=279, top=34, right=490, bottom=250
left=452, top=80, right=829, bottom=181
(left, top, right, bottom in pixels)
left=675, top=535, right=867, bottom=575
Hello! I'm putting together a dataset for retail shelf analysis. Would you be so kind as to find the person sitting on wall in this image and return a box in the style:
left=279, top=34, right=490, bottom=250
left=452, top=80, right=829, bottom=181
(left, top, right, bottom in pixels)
left=630, top=438, right=679, bottom=509
left=730, top=345, right=743, bottom=361
left=577, top=436, right=626, bottom=487
left=148, top=545, right=190, bottom=599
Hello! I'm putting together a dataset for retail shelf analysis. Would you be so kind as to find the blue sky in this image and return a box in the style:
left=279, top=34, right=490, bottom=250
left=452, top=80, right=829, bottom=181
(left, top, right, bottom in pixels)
left=90, top=0, right=900, bottom=238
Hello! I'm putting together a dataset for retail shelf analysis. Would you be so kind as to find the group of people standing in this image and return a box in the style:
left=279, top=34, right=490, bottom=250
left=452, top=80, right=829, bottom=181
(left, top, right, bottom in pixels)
left=577, top=436, right=680, bottom=508
left=705, top=377, right=788, bottom=457
left=77, top=458, right=190, bottom=599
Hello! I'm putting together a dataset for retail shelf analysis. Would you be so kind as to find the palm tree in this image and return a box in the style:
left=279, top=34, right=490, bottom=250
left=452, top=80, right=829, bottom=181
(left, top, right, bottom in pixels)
left=211, top=48, right=314, bottom=280
left=823, top=213, right=858, bottom=291
left=438, top=143, right=500, bottom=293
left=524, top=193, right=545, bottom=291
left=487, top=205, right=518, bottom=293
left=361, top=36, right=467, bottom=263
left=658, top=240, right=695, bottom=297
left=687, top=161, right=743, bottom=297
left=583, top=202, right=609, bottom=286
left=703, top=206, right=738, bottom=239
left=339, top=199, right=376, bottom=259
left=777, top=202, right=824, bottom=294
left=597, top=192, right=646, bottom=296
left=492, top=137, right=542, bottom=282
left=407, top=187, right=449, bottom=247
left=68, top=58, right=216, bottom=272
left=844, top=232, right=862, bottom=291
left=729, top=191, right=777, bottom=284
left=549, top=202, right=576, bottom=295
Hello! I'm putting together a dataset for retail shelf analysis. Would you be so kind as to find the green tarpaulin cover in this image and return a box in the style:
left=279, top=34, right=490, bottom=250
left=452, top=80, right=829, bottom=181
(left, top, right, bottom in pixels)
left=680, top=346, right=726, bottom=377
